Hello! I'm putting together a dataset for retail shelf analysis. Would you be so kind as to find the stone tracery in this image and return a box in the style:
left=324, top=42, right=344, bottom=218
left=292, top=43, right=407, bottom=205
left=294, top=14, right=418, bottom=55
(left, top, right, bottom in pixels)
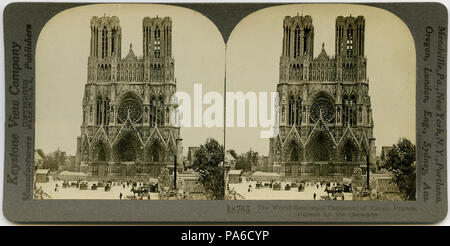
left=269, top=14, right=376, bottom=179
left=76, top=15, right=182, bottom=177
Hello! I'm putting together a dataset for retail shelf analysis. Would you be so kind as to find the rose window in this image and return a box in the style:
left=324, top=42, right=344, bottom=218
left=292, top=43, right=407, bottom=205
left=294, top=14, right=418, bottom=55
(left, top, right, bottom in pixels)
left=118, top=99, right=142, bottom=123
left=310, top=98, right=334, bottom=123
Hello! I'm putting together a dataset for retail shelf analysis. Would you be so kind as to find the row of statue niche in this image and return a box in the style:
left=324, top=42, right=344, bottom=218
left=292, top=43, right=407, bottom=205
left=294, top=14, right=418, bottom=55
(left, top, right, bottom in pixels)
left=92, top=65, right=172, bottom=82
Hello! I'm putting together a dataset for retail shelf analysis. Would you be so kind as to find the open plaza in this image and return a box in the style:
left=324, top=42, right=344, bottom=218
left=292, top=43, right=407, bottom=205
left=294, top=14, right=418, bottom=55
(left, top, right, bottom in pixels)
left=35, top=177, right=159, bottom=200
left=228, top=177, right=353, bottom=200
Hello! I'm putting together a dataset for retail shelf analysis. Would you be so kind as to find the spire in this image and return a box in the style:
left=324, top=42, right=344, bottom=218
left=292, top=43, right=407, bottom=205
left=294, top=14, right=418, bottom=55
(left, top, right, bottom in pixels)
left=317, top=42, right=329, bottom=60
left=125, top=42, right=136, bottom=60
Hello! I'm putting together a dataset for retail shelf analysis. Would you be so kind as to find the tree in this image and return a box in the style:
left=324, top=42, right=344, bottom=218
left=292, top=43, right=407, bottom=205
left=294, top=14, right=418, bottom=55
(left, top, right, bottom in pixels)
left=43, top=148, right=67, bottom=171
left=235, top=149, right=259, bottom=171
left=192, top=138, right=224, bottom=200
left=43, top=155, right=58, bottom=171
left=385, top=138, right=416, bottom=200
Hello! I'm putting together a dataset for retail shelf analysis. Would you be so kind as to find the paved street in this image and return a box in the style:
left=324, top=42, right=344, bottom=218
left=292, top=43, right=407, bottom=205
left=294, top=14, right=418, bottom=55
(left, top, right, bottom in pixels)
left=229, top=177, right=352, bottom=200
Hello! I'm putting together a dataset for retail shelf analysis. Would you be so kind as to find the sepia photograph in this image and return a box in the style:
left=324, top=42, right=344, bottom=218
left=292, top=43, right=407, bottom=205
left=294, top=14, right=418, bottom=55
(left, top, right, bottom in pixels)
left=34, top=4, right=225, bottom=200
left=224, top=4, right=416, bottom=201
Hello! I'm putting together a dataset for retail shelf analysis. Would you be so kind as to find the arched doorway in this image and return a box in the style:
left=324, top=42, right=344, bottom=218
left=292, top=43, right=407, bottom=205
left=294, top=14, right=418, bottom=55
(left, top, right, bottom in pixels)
left=147, top=141, right=163, bottom=162
left=339, top=140, right=360, bottom=176
left=285, top=141, right=303, bottom=162
left=340, top=141, right=358, bottom=162
left=91, top=141, right=110, bottom=177
left=115, top=134, right=142, bottom=162
left=306, top=131, right=335, bottom=162
left=92, top=142, right=109, bottom=162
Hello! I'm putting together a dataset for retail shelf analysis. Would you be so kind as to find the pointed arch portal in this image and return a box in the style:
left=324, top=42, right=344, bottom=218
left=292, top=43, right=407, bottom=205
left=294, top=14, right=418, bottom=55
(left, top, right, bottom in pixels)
left=147, top=141, right=164, bottom=162
left=340, top=141, right=358, bottom=162
left=306, top=132, right=335, bottom=162
left=285, top=141, right=303, bottom=162
left=92, top=142, right=109, bottom=162
left=115, top=134, right=142, bottom=162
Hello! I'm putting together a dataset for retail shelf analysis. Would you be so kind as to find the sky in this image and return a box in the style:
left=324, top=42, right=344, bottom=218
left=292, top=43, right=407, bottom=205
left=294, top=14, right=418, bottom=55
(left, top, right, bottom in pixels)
left=35, top=3, right=416, bottom=157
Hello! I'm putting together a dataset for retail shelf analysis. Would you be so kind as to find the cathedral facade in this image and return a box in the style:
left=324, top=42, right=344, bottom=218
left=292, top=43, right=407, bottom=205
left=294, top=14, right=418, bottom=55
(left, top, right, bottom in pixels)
left=75, top=16, right=183, bottom=178
left=268, top=15, right=376, bottom=180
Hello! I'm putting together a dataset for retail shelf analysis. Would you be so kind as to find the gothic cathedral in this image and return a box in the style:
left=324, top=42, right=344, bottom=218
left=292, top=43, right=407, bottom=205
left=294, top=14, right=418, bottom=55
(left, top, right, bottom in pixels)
left=75, top=16, right=183, bottom=178
left=268, top=15, right=377, bottom=180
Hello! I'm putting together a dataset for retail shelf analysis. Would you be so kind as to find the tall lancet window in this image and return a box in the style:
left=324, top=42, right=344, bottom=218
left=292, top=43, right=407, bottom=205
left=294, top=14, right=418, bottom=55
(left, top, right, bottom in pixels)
left=303, top=29, right=310, bottom=55
left=352, top=95, right=357, bottom=126
left=288, top=96, right=295, bottom=125
left=346, top=28, right=353, bottom=56
left=342, top=94, right=357, bottom=126
left=111, top=29, right=115, bottom=56
left=295, top=97, right=302, bottom=125
left=157, top=97, right=164, bottom=126
left=294, top=26, right=301, bottom=58
left=154, top=27, right=161, bottom=58
left=358, top=106, right=362, bottom=123
left=165, top=107, right=170, bottom=125
left=102, top=27, right=108, bottom=58
left=149, top=96, right=157, bottom=126
left=103, top=97, right=110, bottom=125
left=96, top=96, right=103, bottom=125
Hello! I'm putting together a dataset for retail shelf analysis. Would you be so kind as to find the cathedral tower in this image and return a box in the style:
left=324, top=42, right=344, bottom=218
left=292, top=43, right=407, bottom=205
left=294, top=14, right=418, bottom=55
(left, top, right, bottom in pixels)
left=279, top=15, right=314, bottom=83
left=76, top=16, right=182, bottom=178
left=142, top=16, right=175, bottom=83
left=268, top=15, right=375, bottom=180
left=335, top=15, right=367, bottom=82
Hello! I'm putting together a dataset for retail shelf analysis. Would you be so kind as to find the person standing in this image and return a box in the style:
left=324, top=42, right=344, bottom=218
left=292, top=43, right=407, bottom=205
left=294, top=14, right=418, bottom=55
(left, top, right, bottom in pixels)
left=313, top=193, right=316, bottom=200
left=119, top=192, right=122, bottom=200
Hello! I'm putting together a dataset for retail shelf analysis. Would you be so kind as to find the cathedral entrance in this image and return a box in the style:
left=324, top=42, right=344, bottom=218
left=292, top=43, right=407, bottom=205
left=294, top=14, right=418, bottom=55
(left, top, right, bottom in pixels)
left=92, top=142, right=110, bottom=162
left=115, top=134, right=142, bottom=162
left=305, top=132, right=336, bottom=177
left=340, top=141, right=358, bottom=162
left=285, top=141, right=303, bottom=163
left=306, top=131, right=335, bottom=162
left=147, top=141, right=163, bottom=163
